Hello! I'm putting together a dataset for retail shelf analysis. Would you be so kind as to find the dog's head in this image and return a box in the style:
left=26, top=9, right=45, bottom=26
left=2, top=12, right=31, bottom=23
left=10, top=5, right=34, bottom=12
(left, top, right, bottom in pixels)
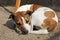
left=15, top=11, right=32, bottom=34
left=8, top=11, right=32, bottom=34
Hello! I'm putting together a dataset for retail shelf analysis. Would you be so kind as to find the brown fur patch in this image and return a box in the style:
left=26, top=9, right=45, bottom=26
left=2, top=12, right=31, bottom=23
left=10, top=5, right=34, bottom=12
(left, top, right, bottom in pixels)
left=15, top=12, right=31, bottom=24
left=24, top=14, right=31, bottom=24
left=30, top=4, right=43, bottom=12
left=18, top=17, right=25, bottom=30
left=44, top=11, right=55, bottom=18
left=13, top=14, right=25, bottom=30
left=15, top=11, right=31, bottom=25
left=42, top=18, right=57, bottom=32
left=14, top=11, right=26, bottom=17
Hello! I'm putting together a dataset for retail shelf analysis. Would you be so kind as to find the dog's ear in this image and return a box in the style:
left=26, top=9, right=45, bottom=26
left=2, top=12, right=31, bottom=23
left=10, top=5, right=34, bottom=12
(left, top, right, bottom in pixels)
left=9, top=14, right=12, bottom=19
left=8, top=14, right=14, bottom=19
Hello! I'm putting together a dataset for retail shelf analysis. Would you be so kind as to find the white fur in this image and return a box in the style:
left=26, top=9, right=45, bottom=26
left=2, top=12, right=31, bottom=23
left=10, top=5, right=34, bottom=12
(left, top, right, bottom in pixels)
left=21, top=17, right=49, bottom=34
left=29, top=7, right=58, bottom=34
left=31, top=7, right=58, bottom=29
left=16, top=4, right=58, bottom=34
left=16, top=4, right=33, bottom=12
left=21, top=17, right=31, bottom=33
left=30, top=29, right=49, bottom=34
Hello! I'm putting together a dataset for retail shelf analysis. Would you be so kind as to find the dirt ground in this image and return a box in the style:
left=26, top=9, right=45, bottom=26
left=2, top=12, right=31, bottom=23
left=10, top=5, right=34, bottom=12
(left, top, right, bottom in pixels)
left=0, top=6, right=60, bottom=40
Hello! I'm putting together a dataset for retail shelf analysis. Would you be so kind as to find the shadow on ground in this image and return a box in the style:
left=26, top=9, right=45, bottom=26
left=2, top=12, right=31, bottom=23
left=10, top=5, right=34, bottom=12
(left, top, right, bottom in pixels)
left=3, top=20, right=22, bottom=35
left=4, top=20, right=15, bottom=30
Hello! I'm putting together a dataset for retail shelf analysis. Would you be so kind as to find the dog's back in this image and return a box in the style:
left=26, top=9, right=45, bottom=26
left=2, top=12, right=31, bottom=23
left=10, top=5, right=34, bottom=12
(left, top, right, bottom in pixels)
left=31, top=7, right=58, bottom=32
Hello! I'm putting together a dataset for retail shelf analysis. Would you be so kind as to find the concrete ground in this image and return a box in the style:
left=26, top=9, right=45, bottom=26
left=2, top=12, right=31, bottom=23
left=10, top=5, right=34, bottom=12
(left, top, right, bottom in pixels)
left=0, top=6, right=60, bottom=40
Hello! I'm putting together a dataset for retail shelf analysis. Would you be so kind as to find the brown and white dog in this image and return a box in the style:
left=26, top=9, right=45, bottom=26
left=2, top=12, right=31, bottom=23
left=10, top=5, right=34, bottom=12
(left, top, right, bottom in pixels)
left=9, top=4, right=58, bottom=34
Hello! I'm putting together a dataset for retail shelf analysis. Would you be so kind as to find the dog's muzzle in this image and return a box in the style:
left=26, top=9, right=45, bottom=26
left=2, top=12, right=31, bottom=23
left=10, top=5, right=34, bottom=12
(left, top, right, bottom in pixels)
left=21, top=28, right=28, bottom=34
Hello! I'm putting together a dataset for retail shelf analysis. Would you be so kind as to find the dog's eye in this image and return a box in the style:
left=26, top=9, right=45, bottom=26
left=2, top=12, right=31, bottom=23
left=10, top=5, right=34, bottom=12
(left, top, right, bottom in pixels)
left=26, top=21, right=29, bottom=23
left=26, top=11, right=33, bottom=15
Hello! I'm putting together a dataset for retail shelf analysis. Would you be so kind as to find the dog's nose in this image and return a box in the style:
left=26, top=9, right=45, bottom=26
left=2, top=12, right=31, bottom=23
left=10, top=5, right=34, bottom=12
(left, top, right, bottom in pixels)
left=22, top=29, right=28, bottom=35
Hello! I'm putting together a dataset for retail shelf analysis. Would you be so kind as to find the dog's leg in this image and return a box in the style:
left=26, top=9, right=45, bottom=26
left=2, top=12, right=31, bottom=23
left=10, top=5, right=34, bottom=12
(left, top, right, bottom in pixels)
left=30, top=20, right=49, bottom=34
left=30, top=19, right=34, bottom=31
left=29, top=29, right=49, bottom=34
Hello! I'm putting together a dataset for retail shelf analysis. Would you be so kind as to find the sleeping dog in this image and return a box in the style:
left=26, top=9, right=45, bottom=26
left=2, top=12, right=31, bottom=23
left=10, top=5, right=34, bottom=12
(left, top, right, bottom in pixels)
left=9, top=4, right=58, bottom=34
